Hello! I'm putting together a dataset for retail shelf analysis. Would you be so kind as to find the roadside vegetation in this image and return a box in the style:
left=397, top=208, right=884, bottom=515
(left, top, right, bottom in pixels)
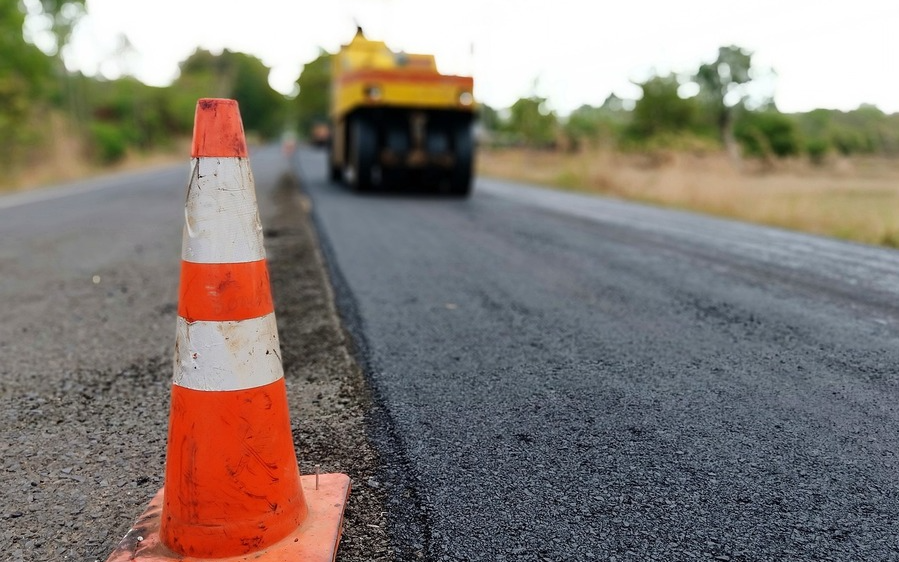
left=476, top=46, right=899, bottom=247
left=4, top=4, right=899, bottom=246
left=1, top=1, right=305, bottom=190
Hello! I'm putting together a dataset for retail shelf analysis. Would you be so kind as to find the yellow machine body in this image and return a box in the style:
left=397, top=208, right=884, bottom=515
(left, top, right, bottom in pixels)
left=328, top=29, right=476, bottom=195
left=330, top=32, right=474, bottom=118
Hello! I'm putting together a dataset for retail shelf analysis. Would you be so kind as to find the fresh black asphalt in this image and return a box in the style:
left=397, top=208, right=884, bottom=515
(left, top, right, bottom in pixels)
left=296, top=147, right=899, bottom=561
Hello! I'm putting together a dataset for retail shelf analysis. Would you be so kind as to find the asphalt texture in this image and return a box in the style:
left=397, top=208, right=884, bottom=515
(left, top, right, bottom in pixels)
left=0, top=147, right=390, bottom=562
left=296, top=147, right=899, bottom=561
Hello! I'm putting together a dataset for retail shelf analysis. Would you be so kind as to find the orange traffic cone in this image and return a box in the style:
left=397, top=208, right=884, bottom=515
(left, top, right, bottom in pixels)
left=106, top=98, right=350, bottom=562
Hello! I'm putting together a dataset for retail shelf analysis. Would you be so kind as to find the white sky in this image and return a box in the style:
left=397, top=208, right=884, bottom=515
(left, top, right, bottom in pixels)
left=60, top=0, right=898, bottom=115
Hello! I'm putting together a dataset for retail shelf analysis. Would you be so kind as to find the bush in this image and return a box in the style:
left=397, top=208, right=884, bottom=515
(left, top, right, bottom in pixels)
left=619, top=131, right=719, bottom=155
left=734, top=111, right=801, bottom=158
left=805, top=137, right=830, bottom=165
left=89, top=122, right=129, bottom=163
left=627, top=74, right=699, bottom=141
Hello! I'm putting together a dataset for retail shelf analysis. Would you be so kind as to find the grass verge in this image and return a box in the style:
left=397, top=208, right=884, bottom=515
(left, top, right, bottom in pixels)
left=477, top=147, right=899, bottom=248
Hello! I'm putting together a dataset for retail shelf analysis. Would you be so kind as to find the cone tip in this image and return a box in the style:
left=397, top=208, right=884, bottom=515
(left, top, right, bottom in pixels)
left=191, top=98, right=248, bottom=158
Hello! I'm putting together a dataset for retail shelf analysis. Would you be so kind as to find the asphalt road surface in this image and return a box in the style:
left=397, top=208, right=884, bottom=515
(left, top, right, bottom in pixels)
left=296, top=147, right=899, bottom=561
left=4, top=144, right=899, bottom=562
left=0, top=148, right=387, bottom=562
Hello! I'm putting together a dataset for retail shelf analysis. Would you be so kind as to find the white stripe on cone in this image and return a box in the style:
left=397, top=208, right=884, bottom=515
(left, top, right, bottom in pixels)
left=183, top=157, right=266, bottom=264
left=173, top=313, right=284, bottom=391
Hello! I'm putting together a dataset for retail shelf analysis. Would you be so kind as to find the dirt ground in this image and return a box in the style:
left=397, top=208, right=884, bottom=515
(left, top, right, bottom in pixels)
left=263, top=172, right=395, bottom=561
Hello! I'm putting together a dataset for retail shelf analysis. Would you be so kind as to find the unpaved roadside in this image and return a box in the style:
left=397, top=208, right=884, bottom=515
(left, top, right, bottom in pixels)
left=267, top=171, right=393, bottom=561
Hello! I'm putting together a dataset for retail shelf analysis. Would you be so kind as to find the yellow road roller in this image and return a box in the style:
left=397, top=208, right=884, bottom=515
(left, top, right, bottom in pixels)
left=329, top=28, right=476, bottom=196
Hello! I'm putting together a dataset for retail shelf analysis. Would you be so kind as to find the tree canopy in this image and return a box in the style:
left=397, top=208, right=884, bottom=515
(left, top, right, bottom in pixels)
left=293, top=49, right=331, bottom=136
left=504, top=95, right=558, bottom=147
left=175, top=49, right=286, bottom=138
left=628, top=74, right=698, bottom=139
left=693, top=45, right=756, bottom=156
left=0, top=0, right=56, bottom=165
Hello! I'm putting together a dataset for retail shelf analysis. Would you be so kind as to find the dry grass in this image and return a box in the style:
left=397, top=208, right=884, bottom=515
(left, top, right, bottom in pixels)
left=477, top=147, right=899, bottom=247
left=1, top=114, right=188, bottom=194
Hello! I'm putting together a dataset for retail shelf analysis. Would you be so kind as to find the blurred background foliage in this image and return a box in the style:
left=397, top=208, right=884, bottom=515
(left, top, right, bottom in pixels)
left=2, top=0, right=898, bottom=185
left=483, top=44, right=899, bottom=165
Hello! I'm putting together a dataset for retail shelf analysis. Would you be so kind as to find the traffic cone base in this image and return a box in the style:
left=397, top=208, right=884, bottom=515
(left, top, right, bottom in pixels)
left=163, top=378, right=306, bottom=556
left=105, top=473, right=351, bottom=562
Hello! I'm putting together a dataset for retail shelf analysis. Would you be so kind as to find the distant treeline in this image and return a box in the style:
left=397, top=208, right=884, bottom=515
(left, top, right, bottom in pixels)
left=481, top=47, right=899, bottom=163
left=4, top=3, right=897, bottom=182
left=482, top=92, right=899, bottom=163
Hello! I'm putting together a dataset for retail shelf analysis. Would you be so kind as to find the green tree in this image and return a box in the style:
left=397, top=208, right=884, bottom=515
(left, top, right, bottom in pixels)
left=628, top=73, right=698, bottom=140
left=792, top=105, right=899, bottom=157
left=478, top=103, right=501, bottom=132
left=177, top=48, right=233, bottom=96
left=168, top=49, right=225, bottom=132
left=504, top=95, right=557, bottom=147
left=563, top=94, right=631, bottom=150
left=175, top=49, right=287, bottom=139
left=22, top=0, right=87, bottom=124
left=0, top=0, right=52, bottom=94
left=293, top=49, right=331, bottom=136
left=0, top=0, right=54, bottom=168
left=734, top=110, right=801, bottom=159
left=80, top=76, right=183, bottom=162
left=230, top=52, right=286, bottom=138
left=694, top=45, right=754, bottom=158
left=563, top=104, right=603, bottom=149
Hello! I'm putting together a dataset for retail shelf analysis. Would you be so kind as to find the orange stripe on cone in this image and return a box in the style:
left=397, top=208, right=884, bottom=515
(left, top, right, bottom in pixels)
left=178, top=260, right=274, bottom=322
left=162, top=379, right=306, bottom=557
left=191, top=98, right=249, bottom=158
left=105, top=98, right=350, bottom=562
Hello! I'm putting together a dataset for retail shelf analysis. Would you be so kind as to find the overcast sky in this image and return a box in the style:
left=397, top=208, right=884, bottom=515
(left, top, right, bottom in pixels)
left=58, top=0, right=898, bottom=115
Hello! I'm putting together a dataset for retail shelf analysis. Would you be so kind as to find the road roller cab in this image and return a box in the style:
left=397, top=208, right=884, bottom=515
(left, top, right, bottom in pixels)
left=329, top=28, right=476, bottom=196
